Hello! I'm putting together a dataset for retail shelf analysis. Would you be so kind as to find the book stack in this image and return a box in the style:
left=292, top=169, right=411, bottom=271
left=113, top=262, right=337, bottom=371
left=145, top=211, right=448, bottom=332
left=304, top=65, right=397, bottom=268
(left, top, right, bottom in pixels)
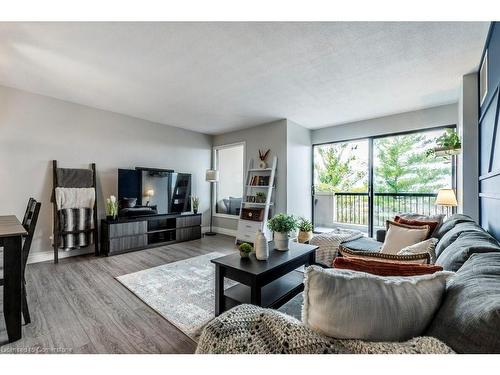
left=250, top=175, right=270, bottom=186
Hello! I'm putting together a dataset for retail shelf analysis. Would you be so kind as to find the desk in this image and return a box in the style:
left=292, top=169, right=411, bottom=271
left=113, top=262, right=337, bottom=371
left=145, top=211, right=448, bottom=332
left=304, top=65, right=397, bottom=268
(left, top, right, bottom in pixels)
left=0, top=215, right=26, bottom=342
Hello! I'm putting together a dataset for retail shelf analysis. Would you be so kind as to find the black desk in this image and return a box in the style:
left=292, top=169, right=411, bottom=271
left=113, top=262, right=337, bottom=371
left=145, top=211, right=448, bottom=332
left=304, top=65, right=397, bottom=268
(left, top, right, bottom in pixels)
left=0, top=215, right=26, bottom=342
left=211, top=241, right=317, bottom=316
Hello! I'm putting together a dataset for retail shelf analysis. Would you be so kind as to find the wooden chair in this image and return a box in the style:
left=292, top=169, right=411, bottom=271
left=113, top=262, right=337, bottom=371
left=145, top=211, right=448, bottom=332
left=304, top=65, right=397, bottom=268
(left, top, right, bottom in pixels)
left=0, top=198, right=41, bottom=324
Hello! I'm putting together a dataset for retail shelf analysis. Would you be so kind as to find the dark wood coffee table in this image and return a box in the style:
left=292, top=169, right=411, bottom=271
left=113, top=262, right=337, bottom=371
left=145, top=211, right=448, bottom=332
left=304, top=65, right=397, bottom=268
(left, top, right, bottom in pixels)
left=211, top=241, right=318, bottom=316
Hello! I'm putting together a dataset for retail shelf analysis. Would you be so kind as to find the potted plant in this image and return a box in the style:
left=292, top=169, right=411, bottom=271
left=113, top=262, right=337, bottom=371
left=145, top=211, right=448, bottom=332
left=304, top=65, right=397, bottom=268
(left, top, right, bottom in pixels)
left=267, top=213, right=298, bottom=251
left=238, top=242, right=253, bottom=258
left=256, top=192, right=266, bottom=203
left=106, top=195, right=118, bottom=220
left=426, top=129, right=462, bottom=158
left=192, top=195, right=199, bottom=214
left=297, top=217, right=313, bottom=243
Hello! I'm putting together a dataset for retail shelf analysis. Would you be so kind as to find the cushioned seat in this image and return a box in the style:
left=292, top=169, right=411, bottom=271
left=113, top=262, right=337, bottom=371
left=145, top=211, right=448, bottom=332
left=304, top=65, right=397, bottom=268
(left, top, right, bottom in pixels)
left=341, top=237, right=382, bottom=252
left=427, top=252, right=500, bottom=353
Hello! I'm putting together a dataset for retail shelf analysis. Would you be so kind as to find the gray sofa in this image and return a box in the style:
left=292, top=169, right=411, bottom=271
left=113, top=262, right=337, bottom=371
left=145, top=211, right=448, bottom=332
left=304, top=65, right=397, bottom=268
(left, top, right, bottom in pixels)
left=197, top=214, right=500, bottom=354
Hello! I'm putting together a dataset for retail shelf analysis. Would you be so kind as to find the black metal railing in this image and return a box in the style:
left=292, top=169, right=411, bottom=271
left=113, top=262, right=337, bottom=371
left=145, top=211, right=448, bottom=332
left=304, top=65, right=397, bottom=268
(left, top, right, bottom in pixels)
left=334, top=192, right=439, bottom=227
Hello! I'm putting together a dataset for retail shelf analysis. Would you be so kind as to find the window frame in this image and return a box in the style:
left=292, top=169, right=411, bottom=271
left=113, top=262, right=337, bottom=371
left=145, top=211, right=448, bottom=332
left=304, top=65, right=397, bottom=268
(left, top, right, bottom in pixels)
left=212, top=141, right=246, bottom=220
left=312, top=125, right=457, bottom=236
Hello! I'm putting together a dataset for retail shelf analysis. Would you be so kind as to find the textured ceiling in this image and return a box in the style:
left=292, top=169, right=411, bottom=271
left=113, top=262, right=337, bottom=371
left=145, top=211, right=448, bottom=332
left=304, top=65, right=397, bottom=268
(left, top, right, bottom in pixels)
left=0, top=22, right=490, bottom=134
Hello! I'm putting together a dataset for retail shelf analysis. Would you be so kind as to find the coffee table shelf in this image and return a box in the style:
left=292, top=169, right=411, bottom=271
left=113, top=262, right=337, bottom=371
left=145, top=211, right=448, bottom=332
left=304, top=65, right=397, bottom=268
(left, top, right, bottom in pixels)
left=223, top=270, right=304, bottom=311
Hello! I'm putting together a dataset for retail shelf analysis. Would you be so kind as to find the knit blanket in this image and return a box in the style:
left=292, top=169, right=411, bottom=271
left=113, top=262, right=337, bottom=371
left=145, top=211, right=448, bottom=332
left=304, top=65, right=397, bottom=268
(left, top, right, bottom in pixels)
left=58, top=208, right=94, bottom=250
left=196, top=304, right=454, bottom=354
left=310, top=228, right=363, bottom=267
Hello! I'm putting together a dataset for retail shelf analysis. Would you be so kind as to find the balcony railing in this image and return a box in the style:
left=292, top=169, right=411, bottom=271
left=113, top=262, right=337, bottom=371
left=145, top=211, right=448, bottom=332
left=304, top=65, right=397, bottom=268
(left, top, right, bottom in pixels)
left=314, top=192, right=441, bottom=229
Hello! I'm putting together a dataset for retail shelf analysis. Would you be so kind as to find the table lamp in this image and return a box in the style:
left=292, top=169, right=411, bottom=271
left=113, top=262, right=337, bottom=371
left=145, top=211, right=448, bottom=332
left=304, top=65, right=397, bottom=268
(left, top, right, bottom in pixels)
left=145, top=189, right=154, bottom=206
left=435, top=188, right=457, bottom=217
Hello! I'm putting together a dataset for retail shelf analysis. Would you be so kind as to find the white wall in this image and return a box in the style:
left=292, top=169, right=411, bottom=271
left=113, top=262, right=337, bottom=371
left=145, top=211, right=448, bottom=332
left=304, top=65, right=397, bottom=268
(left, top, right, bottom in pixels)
left=312, top=104, right=458, bottom=144
left=457, top=73, right=479, bottom=221
left=286, top=120, right=312, bottom=219
left=212, top=120, right=287, bottom=232
left=0, top=85, right=212, bottom=263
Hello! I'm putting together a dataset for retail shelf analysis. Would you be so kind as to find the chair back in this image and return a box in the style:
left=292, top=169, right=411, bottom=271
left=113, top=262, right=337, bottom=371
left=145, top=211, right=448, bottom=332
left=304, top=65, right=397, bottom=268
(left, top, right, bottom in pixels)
left=21, top=198, right=41, bottom=269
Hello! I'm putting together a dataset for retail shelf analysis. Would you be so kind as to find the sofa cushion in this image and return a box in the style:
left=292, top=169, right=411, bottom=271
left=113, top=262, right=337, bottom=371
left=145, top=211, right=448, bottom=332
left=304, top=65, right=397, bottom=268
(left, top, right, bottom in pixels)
left=341, top=237, right=382, bottom=252
left=427, top=253, right=500, bottom=353
left=396, top=213, right=445, bottom=237
left=434, top=214, right=476, bottom=239
left=394, top=216, right=439, bottom=239
left=398, top=238, right=438, bottom=263
left=436, top=231, right=500, bottom=271
left=380, top=220, right=430, bottom=254
left=302, top=266, right=453, bottom=341
left=339, top=246, right=430, bottom=264
left=333, top=257, right=443, bottom=276
left=435, top=221, right=485, bottom=259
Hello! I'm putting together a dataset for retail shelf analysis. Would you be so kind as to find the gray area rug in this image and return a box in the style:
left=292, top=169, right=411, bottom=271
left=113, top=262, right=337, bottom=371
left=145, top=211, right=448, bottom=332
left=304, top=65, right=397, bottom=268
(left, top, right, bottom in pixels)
left=116, top=252, right=303, bottom=341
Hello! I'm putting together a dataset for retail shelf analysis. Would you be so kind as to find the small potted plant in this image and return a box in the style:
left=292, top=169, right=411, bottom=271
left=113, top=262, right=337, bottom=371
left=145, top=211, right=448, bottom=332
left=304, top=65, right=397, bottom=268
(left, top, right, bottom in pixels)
left=238, top=242, right=253, bottom=258
left=426, top=129, right=462, bottom=158
left=267, top=213, right=298, bottom=251
left=255, top=192, right=266, bottom=203
left=192, top=195, right=199, bottom=214
left=106, top=195, right=118, bottom=220
left=297, top=217, right=313, bottom=243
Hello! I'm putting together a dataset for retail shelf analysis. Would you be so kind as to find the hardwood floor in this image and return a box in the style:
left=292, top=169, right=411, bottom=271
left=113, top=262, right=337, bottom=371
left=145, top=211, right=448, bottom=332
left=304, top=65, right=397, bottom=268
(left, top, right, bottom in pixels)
left=0, top=234, right=237, bottom=353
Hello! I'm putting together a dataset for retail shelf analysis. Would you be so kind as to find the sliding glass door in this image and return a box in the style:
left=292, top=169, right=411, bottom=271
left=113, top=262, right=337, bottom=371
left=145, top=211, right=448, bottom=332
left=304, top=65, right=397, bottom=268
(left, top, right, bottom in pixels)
left=313, top=127, right=454, bottom=236
left=313, top=139, right=369, bottom=234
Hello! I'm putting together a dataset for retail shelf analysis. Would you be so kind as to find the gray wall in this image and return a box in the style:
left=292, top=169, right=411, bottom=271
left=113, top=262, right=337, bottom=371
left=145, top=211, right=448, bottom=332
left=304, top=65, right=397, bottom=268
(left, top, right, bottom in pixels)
left=457, top=73, right=479, bottom=221
left=212, top=120, right=287, bottom=232
left=312, top=104, right=458, bottom=144
left=0, top=85, right=212, bottom=263
left=286, top=120, right=312, bottom=219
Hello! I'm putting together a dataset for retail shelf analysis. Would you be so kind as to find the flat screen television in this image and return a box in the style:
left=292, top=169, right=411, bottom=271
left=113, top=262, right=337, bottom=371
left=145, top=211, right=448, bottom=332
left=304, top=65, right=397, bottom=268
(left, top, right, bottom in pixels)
left=118, top=168, right=191, bottom=216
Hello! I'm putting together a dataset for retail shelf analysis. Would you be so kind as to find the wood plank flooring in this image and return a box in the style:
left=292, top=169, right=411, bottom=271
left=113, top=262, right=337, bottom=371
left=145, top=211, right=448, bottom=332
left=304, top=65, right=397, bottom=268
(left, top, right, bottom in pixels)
left=0, top=234, right=237, bottom=354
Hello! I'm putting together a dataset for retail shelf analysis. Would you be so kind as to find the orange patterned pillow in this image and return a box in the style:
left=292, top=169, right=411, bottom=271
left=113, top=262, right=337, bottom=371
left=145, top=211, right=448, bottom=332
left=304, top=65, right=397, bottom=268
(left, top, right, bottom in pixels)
left=333, top=257, right=443, bottom=276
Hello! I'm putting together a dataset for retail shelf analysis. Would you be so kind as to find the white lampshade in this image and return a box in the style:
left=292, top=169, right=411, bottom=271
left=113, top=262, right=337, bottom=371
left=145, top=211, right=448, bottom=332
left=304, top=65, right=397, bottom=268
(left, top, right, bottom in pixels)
left=205, top=169, right=219, bottom=182
left=146, top=189, right=154, bottom=197
left=435, top=189, right=458, bottom=207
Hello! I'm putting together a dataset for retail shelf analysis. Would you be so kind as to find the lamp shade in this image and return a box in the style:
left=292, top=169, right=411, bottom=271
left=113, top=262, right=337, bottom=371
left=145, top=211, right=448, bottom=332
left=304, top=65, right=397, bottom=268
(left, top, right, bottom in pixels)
left=146, top=189, right=154, bottom=197
left=205, top=169, right=219, bottom=182
left=435, top=189, right=457, bottom=206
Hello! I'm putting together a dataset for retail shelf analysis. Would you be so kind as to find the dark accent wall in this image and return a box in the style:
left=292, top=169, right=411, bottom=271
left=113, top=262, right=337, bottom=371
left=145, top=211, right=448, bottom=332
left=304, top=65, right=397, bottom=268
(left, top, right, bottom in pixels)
left=479, top=22, right=500, bottom=240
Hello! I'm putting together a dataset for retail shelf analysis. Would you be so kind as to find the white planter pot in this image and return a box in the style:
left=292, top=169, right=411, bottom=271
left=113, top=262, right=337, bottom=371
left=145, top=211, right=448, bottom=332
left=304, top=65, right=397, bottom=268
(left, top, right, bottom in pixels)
left=274, top=231, right=290, bottom=251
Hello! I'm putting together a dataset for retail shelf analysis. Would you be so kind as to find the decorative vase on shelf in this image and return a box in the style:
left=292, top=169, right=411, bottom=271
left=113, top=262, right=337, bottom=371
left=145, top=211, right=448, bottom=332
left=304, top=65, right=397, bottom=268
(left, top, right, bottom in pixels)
left=274, top=232, right=289, bottom=251
left=254, top=229, right=269, bottom=260
left=258, top=160, right=267, bottom=169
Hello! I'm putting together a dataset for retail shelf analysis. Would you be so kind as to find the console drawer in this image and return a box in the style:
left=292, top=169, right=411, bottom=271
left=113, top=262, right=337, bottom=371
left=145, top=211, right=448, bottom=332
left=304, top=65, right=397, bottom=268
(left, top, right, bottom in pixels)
left=176, top=215, right=202, bottom=228
left=109, top=221, right=147, bottom=238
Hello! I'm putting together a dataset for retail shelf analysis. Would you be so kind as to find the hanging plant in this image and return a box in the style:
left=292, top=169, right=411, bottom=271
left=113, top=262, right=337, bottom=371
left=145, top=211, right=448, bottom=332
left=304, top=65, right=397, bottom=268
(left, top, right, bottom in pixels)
left=426, top=129, right=462, bottom=158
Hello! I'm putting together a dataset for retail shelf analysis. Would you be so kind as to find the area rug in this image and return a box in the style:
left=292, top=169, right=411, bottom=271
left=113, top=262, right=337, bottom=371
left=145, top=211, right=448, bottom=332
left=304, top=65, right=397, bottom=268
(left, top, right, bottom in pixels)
left=116, top=252, right=303, bottom=341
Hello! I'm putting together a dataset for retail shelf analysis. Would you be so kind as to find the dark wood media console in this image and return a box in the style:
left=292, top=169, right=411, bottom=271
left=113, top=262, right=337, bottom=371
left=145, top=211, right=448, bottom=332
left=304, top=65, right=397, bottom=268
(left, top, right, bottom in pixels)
left=101, top=213, right=202, bottom=256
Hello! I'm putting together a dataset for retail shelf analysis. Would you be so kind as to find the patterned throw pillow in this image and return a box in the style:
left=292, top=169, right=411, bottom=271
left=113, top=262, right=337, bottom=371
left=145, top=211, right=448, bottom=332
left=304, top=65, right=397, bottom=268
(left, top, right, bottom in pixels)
left=398, top=238, right=438, bottom=264
left=338, top=246, right=430, bottom=265
left=333, top=257, right=443, bottom=276
left=380, top=220, right=431, bottom=255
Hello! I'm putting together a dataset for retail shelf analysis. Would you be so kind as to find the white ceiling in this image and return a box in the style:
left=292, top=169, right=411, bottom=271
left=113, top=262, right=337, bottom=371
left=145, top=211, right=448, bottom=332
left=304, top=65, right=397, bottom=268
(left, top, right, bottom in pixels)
left=0, top=22, right=490, bottom=134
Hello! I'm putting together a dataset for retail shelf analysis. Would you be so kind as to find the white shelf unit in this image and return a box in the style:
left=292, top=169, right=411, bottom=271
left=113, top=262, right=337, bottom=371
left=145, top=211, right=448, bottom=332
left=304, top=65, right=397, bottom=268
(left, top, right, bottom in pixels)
left=236, top=156, right=277, bottom=244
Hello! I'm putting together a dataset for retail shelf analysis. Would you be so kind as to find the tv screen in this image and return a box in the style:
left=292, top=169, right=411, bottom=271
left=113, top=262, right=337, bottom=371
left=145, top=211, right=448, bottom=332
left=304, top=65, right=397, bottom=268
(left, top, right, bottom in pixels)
left=118, top=168, right=191, bottom=216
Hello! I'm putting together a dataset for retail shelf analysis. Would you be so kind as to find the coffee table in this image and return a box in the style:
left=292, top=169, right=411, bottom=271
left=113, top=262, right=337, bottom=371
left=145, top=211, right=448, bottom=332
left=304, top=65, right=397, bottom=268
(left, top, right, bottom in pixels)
left=211, top=241, right=318, bottom=316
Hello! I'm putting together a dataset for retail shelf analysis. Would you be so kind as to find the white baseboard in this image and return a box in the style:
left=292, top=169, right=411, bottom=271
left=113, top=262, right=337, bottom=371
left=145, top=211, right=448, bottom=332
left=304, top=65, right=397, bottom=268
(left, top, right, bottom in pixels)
left=28, top=227, right=237, bottom=264
left=27, top=247, right=94, bottom=264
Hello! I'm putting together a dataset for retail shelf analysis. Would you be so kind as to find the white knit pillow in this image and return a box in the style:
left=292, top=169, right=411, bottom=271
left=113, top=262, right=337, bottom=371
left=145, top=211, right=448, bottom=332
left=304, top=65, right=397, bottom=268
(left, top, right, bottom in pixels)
left=398, top=238, right=438, bottom=263
left=302, top=266, right=453, bottom=341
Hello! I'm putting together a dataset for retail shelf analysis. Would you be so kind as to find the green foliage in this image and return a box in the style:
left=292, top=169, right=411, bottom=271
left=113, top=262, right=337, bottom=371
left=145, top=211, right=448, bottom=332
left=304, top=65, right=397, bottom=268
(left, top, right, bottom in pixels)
left=267, top=213, right=298, bottom=233
left=238, top=242, right=253, bottom=254
left=255, top=192, right=265, bottom=197
left=298, top=217, right=313, bottom=232
left=375, top=134, right=449, bottom=193
left=315, top=143, right=367, bottom=192
left=426, top=129, right=462, bottom=157
left=191, top=195, right=199, bottom=210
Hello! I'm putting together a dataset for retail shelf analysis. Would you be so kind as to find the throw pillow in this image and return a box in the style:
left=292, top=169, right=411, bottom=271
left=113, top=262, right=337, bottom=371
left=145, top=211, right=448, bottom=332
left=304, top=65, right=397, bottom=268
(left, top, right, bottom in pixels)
left=398, top=238, right=438, bottom=263
left=302, top=266, right=453, bottom=341
left=333, top=257, right=443, bottom=276
left=394, top=216, right=439, bottom=239
left=380, top=220, right=430, bottom=254
left=339, top=246, right=430, bottom=264
left=396, top=213, right=445, bottom=237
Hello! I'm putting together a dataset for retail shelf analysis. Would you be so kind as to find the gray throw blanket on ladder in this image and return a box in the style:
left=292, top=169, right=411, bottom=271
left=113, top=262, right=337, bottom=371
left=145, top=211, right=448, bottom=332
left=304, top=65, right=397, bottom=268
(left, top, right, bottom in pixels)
left=58, top=208, right=94, bottom=250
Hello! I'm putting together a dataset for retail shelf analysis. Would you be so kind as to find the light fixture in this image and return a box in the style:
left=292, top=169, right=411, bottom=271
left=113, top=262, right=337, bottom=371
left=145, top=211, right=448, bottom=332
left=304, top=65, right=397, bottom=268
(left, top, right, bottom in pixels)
left=145, top=189, right=154, bottom=206
left=205, top=169, right=219, bottom=236
left=435, top=188, right=457, bottom=217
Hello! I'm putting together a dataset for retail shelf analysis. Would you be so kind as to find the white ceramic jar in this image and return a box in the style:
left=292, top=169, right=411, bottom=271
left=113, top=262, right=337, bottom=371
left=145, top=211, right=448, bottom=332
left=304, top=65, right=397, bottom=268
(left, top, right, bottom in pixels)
left=254, top=229, right=269, bottom=260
